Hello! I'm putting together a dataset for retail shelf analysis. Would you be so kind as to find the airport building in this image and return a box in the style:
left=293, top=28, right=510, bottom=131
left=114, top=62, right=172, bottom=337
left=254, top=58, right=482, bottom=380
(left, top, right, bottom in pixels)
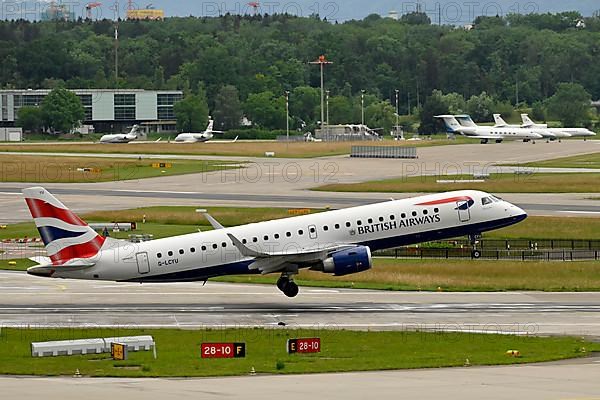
left=0, top=89, right=183, bottom=133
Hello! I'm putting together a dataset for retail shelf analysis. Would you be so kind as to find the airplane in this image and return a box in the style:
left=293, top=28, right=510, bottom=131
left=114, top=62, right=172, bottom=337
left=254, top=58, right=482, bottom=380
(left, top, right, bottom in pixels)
left=493, top=114, right=570, bottom=142
left=99, top=125, right=141, bottom=144
left=521, top=114, right=596, bottom=140
left=436, top=115, right=543, bottom=144
left=23, top=187, right=527, bottom=297
left=174, top=119, right=230, bottom=143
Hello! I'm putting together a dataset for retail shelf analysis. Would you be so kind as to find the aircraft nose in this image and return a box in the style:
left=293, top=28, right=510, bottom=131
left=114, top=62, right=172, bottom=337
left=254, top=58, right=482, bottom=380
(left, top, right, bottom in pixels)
left=508, top=203, right=527, bottom=222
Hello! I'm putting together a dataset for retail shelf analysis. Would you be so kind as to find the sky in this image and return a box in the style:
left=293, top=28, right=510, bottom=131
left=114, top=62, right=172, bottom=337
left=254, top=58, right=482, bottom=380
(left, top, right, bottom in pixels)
left=2, top=1, right=599, bottom=24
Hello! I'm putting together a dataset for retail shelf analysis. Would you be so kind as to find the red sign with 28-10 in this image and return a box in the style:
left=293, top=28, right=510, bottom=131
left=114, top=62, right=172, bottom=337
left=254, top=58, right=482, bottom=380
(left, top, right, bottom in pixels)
left=287, top=338, right=321, bottom=354
left=201, top=343, right=246, bottom=358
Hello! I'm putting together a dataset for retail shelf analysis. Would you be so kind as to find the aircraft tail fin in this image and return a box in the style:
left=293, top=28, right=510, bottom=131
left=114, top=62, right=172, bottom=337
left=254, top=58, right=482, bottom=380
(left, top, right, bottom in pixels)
left=22, top=187, right=106, bottom=265
left=493, top=114, right=508, bottom=127
left=521, top=114, right=535, bottom=127
left=435, top=115, right=462, bottom=133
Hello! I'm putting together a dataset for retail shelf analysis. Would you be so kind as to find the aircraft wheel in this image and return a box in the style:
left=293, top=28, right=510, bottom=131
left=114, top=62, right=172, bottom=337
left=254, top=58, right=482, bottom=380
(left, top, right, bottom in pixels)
left=471, top=250, right=481, bottom=259
left=277, top=276, right=289, bottom=292
left=283, top=281, right=299, bottom=298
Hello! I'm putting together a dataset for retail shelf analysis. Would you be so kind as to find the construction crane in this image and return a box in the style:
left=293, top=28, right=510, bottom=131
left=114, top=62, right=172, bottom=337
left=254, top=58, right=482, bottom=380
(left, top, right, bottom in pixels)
left=85, top=2, right=102, bottom=19
left=248, top=2, right=259, bottom=15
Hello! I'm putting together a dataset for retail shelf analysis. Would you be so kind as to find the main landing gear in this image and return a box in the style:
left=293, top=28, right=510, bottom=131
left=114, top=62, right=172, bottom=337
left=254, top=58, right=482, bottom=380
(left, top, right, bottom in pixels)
left=277, top=274, right=299, bottom=298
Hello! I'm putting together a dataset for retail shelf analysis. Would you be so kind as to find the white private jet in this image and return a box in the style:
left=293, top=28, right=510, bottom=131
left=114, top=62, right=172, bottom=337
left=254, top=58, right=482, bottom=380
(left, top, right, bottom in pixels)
left=174, top=119, right=235, bottom=143
left=521, top=114, right=596, bottom=140
left=99, top=125, right=140, bottom=144
left=436, top=115, right=542, bottom=144
left=493, top=114, right=569, bottom=142
left=23, top=187, right=526, bottom=297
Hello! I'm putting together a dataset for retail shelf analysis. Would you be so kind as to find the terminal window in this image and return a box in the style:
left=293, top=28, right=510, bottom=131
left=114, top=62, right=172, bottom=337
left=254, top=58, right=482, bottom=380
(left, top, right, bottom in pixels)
left=114, top=94, right=136, bottom=121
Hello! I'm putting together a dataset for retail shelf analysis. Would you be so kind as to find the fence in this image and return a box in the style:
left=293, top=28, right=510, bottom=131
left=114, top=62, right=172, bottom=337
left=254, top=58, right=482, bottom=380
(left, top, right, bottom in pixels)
left=351, top=146, right=418, bottom=159
left=422, top=238, right=600, bottom=251
left=374, top=247, right=600, bottom=261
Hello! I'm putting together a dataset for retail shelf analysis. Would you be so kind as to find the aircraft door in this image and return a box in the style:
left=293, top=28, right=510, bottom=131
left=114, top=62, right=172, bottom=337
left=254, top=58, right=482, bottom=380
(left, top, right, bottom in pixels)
left=308, top=225, right=318, bottom=239
left=456, top=201, right=471, bottom=223
left=136, top=252, right=150, bottom=274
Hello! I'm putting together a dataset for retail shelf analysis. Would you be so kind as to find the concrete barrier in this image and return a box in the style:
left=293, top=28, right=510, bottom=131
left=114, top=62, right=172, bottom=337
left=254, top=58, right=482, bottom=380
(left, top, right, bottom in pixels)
left=351, top=146, right=417, bottom=159
left=31, top=336, right=155, bottom=357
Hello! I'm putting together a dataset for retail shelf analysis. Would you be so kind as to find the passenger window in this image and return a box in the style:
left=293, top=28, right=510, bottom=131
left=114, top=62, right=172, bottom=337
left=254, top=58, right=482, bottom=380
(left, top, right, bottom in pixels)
left=357, top=221, right=362, bottom=226
left=242, top=239, right=247, bottom=244
left=346, top=222, right=351, bottom=227
left=264, top=235, right=269, bottom=241
left=390, top=215, right=395, bottom=220
left=212, top=244, right=217, bottom=249
left=201, top=246, right=206, bottom=251
left=286, top=232, right=292, bottom=237
left=157, top=253, right=162, bottom=258
left=298, top=229, right=304, bottom=235
left=190, top=248, right=196, bottom=253
left=222, top=242, right=227, bottom=248
left=323, top=226, right=329, bottom=231
left=434, top=208, right=439, bottom=213
left=168, top=251, right=173, bottom=257
left=412, top=211, right=417, bottom=217
left=253, top=237, right=258, bottom=243
left=335, top=224, right=340, bottom=229
left=368, top=218, right=373, bottom=224
left=379, top=216, right=384, bottom=222
left=310, top=227, right=316, bottom=233
left=423, top=210, right=428, bottom=215
left=179, top=249, right=184, bottom=255
left=274, top=233, right=280, bottom=239
left=401, top=213, right=406, bottom=219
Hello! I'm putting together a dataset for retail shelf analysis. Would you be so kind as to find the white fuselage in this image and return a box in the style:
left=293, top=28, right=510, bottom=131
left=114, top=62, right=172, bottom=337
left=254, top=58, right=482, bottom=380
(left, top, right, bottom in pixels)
left=99, top=134, right=137, bottom=144
left=174, top=132, right=213, bottom=143
left=49, top=190, right=526, bottom=283
left=458, top=126, right=542, bottom=141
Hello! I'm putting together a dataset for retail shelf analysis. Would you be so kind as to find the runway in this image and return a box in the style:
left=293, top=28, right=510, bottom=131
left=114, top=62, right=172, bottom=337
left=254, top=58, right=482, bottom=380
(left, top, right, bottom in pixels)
left=2, top=271, right=600, bottom=337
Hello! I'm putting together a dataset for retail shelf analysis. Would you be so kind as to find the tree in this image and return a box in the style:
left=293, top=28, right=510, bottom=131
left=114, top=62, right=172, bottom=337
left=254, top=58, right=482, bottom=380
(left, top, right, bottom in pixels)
left=40, top=88, right=85, bottom=133
left=400, top=12, right=431, bottom=25
left=174, top=90, right=209, bottom=133
left=290, top=86, right=320, bottom=125
left=244, top=91, right=286, bottom=129
left=547, top=83, right=592, bottom=126
left=365, top=101, right=396, bottom=133
left=465, top=92, right=496, bottom=122
left=16, top=106, right=43, bottom=132
left=213, top=85, right=243, bottom=130
left=419, top=90, right=449, bottom=134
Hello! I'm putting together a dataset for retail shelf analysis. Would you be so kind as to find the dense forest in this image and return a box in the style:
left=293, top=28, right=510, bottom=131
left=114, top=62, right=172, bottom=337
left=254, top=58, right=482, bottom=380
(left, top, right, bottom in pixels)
left=1, top=12, right=599, bottom=132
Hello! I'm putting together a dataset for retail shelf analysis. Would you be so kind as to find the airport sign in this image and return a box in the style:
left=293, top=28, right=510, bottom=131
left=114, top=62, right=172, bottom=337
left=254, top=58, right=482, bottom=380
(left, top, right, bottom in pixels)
left=287, top=338, right=321, bottom=354
left=201, top=343, right=246, bottom=358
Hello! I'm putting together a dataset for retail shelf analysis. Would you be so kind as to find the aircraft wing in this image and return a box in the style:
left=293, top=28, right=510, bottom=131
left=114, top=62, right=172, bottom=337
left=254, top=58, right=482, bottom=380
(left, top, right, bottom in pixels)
left=227, top=233, right=355, bottom=274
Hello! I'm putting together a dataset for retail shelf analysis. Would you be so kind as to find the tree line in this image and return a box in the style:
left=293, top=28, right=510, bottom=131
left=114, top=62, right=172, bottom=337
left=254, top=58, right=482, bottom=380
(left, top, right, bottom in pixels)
left=2, top=12, right=599, bottom=133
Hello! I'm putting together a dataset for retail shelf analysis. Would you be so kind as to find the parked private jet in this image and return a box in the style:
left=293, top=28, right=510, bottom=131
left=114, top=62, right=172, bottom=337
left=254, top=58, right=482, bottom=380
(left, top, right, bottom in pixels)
left=521, top=114, right=596, bottom=140
left=99, top=125, right=140, bottom=144
left=174, top=119, right=237, bottom=143
left=23, top=187, right=527, bottom=297
left=493, top=114, right=570, bottom=141
left=436, top=115, right=542, bottom=144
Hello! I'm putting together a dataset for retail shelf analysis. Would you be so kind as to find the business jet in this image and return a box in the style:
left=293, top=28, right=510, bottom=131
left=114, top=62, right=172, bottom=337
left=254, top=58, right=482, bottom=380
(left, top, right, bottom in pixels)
left=174, top=119, right=229, bottom=143
left=493, top=114, right=569, bottom=142
left=23, top=187, right=526, bottom=297
left=436, top=115, right=542, bottom=144
left=99, top=125, right=140, bottom=144
left=521, top=114, right=596, bottom=140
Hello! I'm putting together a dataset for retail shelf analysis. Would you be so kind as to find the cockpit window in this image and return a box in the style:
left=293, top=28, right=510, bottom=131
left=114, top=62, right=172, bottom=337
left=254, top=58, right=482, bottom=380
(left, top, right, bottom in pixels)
left=481, top=197, right=493, bottom=206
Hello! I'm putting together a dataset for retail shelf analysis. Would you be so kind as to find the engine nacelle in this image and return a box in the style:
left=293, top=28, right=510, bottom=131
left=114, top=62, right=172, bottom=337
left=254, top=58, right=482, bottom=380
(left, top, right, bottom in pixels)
left=321, top=246, right=372, bottom=276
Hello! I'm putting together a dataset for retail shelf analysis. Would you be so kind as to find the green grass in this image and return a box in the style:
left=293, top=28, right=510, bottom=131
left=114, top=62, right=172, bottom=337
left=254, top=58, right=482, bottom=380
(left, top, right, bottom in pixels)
left=314, top=173, right=600, bottom=193
left=0, top=155, right=238, bottom=183
left=488, top=216, right=600, bottom=240
left=216, top=259, right=600, bottom=292
left=517, top=152, right=600, bottom=169
left=0, top=328, right=597, bottom=377
left=0, top=259, right=36, bottom=271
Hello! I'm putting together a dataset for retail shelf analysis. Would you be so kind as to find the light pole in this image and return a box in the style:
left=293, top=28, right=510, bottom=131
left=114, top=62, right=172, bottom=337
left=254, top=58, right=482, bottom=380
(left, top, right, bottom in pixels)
left=325, top=89, right=330, bottom=135
left=309, top=55, right=333, bottom=131
left=361, top=90, right=365, bottom=131
left=395, top=89, right=399, bottom=137
left=285, top=90, right=290, bottom=141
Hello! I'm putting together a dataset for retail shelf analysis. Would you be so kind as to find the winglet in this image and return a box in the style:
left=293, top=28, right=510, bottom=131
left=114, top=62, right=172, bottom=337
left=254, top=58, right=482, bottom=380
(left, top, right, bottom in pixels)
left=227, top=233, right=266, bottom=258
left=197, top=209, right=225, bottom=230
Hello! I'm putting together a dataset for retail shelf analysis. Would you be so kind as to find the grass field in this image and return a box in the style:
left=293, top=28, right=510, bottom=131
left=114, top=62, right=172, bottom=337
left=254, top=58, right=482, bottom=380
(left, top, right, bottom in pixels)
left=517, top=152, right=600, bottom=169
left=0, top=155, right=237, bottom=183
left=0, top=258, right=36, bottom=271
left=0, top=138, right=467, bottom=159
left=314, top=173, right=600, bottom=193
left=0, top=328, right=596, bottom=377
left=217, top=259, right=600, bottom=292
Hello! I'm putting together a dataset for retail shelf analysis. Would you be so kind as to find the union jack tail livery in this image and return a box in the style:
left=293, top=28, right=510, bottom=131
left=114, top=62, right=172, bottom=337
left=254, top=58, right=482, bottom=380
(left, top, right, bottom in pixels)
left=23, top=187, right=105, bottom=265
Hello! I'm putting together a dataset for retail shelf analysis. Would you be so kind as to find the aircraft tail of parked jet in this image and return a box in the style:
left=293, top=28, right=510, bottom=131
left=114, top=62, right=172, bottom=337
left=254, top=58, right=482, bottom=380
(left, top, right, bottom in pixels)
left=493, top=114, right=510, bottom=127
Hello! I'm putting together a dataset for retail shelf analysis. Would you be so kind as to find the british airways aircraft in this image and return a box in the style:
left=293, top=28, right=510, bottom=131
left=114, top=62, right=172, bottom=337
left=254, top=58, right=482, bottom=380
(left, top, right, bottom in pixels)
left=23, top=187, right=527, bottom=297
